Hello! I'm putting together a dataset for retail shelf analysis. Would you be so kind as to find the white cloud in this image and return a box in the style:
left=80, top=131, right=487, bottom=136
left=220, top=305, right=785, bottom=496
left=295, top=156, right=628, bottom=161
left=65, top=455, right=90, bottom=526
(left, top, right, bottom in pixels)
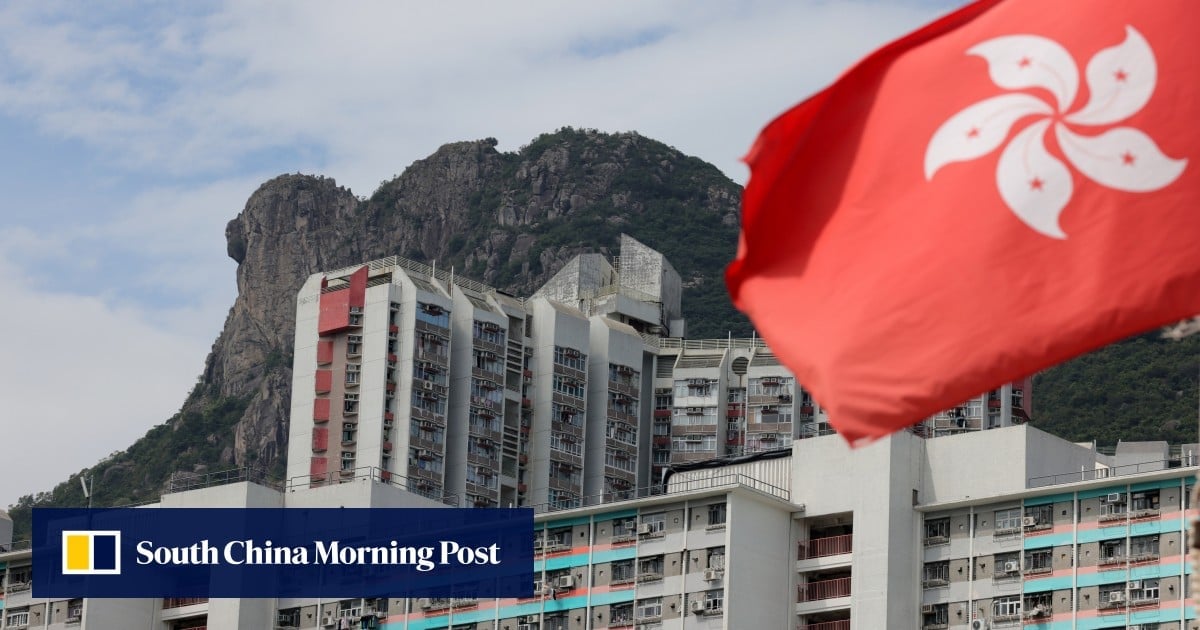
left=0, top=249, right=210, bottom=508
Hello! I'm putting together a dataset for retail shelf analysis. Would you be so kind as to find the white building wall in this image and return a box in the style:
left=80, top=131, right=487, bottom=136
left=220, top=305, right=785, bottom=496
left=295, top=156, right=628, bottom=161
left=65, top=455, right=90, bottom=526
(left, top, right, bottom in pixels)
left=725, top=492, right=792, bottom=630
left=286, top=274, right=325, bottom=481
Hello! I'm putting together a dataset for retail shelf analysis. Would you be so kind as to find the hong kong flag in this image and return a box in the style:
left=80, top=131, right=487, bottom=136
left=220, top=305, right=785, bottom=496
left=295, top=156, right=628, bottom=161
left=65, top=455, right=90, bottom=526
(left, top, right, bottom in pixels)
left=726, top=0, right=1200, bottom=443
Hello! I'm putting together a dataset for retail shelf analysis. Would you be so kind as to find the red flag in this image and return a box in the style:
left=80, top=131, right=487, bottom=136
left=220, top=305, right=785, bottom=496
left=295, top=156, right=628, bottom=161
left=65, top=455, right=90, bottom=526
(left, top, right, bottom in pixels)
left=727, top=0, right=1200, bottom=443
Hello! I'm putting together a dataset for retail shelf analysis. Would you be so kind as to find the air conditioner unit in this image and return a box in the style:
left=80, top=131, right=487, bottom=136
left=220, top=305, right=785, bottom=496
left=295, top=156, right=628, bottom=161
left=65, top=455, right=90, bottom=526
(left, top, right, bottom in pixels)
left=321, top=614, right=336, bottom=627
left=418, top=599, right=432, bottom=610
left=921, top=604, right=935, bottom=614
left=1107, top=591, right=1125, bottom=603
left=1022, top=516, right=1038, bottom=527
left=557, top=575, right=575, bottom=589
left=1106, top=492, right=1123, bottom=502
left=423, top=381, right=435, bottom=391
left=690, top=600, right=706, bottom=614
left=1004, top=560, right=1020, bottom=573
left=1129, top=580, right=1143, bottom=589
left=969, top=620, right=988, bottom=630
left=703, top=568, right=723, bottom=581
left=521, top=615, right=539, bottom=624
left=638, top=523, right=654, bottom=534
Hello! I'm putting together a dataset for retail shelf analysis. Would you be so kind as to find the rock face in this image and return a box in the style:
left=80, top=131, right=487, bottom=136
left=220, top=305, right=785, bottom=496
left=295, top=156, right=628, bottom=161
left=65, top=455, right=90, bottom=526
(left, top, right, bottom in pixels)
left=200, top=129, right=748, bottom=475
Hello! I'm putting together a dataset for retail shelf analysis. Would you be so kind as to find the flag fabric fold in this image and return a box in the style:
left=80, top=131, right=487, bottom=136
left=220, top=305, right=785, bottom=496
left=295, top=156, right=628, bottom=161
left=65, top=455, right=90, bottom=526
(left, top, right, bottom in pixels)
left=727, top=0, right=1200, bottom=443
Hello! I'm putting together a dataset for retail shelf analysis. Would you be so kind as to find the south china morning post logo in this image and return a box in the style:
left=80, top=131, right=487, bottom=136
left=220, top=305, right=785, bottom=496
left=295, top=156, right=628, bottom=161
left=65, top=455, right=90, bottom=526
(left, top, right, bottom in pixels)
left=34, top=507, right=533, bottom=598
left=61, top=531, right=122, bottom=575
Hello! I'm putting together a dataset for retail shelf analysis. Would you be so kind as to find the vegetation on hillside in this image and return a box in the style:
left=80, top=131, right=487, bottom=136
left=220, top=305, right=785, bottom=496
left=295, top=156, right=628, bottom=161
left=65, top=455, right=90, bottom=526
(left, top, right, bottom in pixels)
left=1032, top=332, right=1200, bottom=446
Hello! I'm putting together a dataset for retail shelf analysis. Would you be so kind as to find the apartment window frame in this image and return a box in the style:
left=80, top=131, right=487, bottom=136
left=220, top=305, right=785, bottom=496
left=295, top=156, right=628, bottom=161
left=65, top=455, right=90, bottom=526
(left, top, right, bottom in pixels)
left=5, top=610, right=30, bottom=628
left=994, top=507, right=1023, bottom=533
left=707, top=503, right=727, bottom=527
left=993, top=595, right=1020, bottom=618
left=922, top=561, right=950, bottom=587
left=635, top=597, right=662, bottom=620
left=924, top=517, right=950, bottom=544
left=340, top=451, right=356, bottom=472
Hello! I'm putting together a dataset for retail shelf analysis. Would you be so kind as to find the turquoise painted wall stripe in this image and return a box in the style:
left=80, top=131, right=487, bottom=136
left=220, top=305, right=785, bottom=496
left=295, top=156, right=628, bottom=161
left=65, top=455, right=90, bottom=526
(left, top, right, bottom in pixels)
left=545, top=515, right=593, bottom=529
left=1079, top=485, right=1127, bottom=500
left=1024, top=493, right=1073, bottom=507
left=1077, top=525, right=1128, bottom=544
left=1024, top=533, right=1072, bottom=549
left=1022, top=575, right=1072, bottom=592
left=1075, top=568, right=1130, bottom=588
left=1131, top=478, right=1183, bottom=492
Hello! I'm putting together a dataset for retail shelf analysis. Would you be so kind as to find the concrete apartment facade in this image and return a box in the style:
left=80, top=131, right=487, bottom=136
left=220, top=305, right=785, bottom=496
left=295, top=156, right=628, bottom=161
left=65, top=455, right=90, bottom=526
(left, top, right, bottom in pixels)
left=286, top=241, right=1032, bottom=506
left=4, top=425, right=1197, bottom=630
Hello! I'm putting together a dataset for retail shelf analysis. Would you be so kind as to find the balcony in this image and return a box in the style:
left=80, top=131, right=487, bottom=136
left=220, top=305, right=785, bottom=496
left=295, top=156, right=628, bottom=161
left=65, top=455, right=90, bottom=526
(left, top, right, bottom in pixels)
left=797, top=577, right=851, bottom=603
left=797, top=534, right=852, bottom=560
left=798, top=620, right=850, bottom=630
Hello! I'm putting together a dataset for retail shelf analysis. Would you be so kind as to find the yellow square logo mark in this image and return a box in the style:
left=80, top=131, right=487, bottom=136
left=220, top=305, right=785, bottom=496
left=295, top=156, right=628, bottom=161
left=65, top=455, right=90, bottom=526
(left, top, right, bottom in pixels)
left=61, top=531, right=121, bottom=575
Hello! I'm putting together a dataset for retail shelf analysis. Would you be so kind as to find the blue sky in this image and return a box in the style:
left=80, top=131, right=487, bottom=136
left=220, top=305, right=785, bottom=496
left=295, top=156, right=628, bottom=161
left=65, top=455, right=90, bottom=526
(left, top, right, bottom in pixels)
left=0, top=0, right=960, bottom=509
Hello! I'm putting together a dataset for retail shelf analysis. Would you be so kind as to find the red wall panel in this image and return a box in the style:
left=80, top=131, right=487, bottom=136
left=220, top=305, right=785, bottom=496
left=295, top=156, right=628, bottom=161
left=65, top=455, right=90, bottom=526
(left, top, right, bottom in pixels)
left=318, top=289, right=350, bottom=334
left=312, top=427, right=329, bottom=451
left=313, top=398, right=331, bottom=422
left=310, top=457, right=328, bottom=477
left=316, top=340, right=334, bottom=364
left=348, top=266, right=367, bottom=308
left=314, top=369, right=332, bottom=393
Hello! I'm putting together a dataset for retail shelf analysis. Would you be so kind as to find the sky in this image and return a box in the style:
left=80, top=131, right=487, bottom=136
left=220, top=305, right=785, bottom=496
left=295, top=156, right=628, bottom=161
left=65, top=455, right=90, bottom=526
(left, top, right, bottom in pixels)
left=0, top=0, right=962, bottom=510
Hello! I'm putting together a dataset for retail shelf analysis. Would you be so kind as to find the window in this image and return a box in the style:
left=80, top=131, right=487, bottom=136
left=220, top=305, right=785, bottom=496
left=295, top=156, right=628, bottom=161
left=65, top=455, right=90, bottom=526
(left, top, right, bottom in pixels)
left=1100, top=492, right=1127, bottom=516
left=672, top=435, right=717, bottom=452
left=604, top=448, right=635, bottom=472
left=922, top=561, right=949, bottom=587
left=340, top=451, right=356, bottom=471
left=924, top=518, right=950, bottom=544
left=346, top=334, right=362, bottom=356
left=66, top=599, right=82, bottom=621
left=611, top=559, right=635, bottom=583
left=277, top=608, right=301, bottom=627
left=922, top=603, right=948, bottom=628
left=344, top=363, right=360, bottom=384
left=552, top=375, right=586, bottom=399
left=548, top=489, right=580, bottom=510
left=641, top=513, right=666, bottom=534
left=1132, top=578, right=1160, bottom=602
left=655, top=393, right=673, bottom=409
left=1024, top=503, right=1053, bottom=527
left=638, top=556, right=664, bottom=579
left=674, top=378, right=716, bottom=400
left=635, top=597, right=662, bottom=620
left=1131, top=489, right=1160, bottom=512
left=411, top=391, right=446, bottom=415
left=606, top=421, right=636, bottom=445
left=553, top=403, right=583, bottom=427
left=613, top=518, right=636, bottom=540
left=341, top=427, right=356, bottom=443
left=553, top=346, right=587, bottom=371
left=343, top=393, right=359, bottom=414
left=6, top=610, right=30, bottom=628
left=708, top=503, right=727, bottom=527
left=472, top=320, right=505, bottom=345
left=995, top=552, right=1020, bottom=576
left=1130, top=534, right=1160, bottom=560
left=703, top=589, right=724, bottom=612
left=994, top=507, right=1022, bottom=532
left=1023, top=592, right=1052, bottom=619
left=673, top=406, right=718, bottom=425
left=473, top=350, right=503, bottom=375
left=416, top=302, right=449, bottom=328
left=1100, top=538, right=1125, bottom=564
left=1099, top=583, right=1125, bottom=607
left=993, top=595, right=1020, bottom=618
left=1025, top=548, right=1053, bottom=574
left=707, top=547, right=725, bottom=570
left=611, top=602, right=634, bottom=624
left=609, top=363, right=639, bottom=385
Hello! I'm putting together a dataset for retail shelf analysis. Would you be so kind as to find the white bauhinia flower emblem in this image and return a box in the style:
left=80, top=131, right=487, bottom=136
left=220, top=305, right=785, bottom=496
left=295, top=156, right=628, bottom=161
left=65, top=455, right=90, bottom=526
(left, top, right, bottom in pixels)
left=925, top=26, right=1187, bottom=239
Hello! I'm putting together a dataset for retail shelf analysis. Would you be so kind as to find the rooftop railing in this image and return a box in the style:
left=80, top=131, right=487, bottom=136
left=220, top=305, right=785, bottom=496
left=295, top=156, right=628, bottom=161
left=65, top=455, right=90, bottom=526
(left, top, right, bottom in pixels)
left=526, top=471, right=790, bottom=515
left=1028, top=458, right=1198, bottom=488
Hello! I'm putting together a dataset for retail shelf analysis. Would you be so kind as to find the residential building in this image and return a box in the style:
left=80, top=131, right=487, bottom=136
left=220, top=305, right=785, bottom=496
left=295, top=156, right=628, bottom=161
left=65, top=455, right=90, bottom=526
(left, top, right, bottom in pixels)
left=6, top=426, right=1196, bottom=629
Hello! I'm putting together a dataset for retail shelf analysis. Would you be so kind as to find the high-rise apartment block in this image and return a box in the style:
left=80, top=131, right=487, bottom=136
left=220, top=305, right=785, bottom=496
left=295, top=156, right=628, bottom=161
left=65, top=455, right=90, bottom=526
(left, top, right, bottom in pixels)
left=288, top=236, right=1035, bottom=509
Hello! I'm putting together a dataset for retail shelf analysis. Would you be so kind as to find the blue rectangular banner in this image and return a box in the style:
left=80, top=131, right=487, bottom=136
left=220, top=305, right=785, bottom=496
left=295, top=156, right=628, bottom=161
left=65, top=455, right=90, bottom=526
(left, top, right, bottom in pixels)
left=33, top=508, right=534, bottom=598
